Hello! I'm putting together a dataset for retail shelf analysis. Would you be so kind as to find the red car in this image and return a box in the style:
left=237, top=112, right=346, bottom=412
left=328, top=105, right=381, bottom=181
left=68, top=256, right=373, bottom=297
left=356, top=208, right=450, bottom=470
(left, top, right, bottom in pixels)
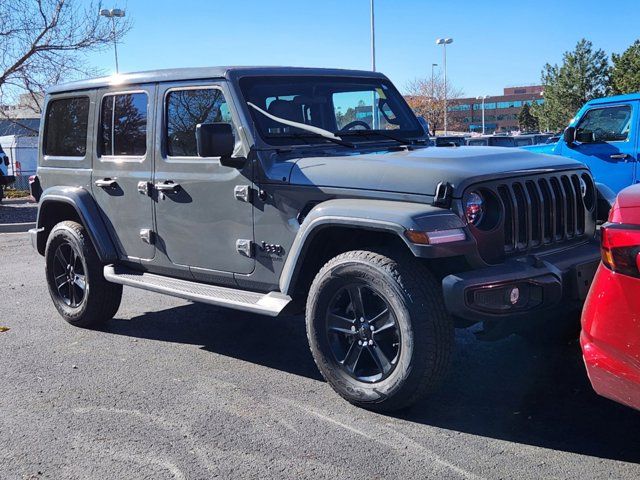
left=581, top=184, right=640, bottom=411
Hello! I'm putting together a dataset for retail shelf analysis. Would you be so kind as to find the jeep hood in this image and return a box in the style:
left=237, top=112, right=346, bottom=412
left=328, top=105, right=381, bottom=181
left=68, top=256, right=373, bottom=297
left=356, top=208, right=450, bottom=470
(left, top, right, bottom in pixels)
left=288, top=146, right=586, bottom=197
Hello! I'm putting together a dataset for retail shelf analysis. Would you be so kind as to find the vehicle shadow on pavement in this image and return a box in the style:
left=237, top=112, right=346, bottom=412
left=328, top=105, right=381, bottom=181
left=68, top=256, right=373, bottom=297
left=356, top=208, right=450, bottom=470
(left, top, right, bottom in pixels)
left=106, top=302, right=324, bottom=381
left=106, top=303, right=640, bottom=464
left=400, top=330, right=640, bottom=464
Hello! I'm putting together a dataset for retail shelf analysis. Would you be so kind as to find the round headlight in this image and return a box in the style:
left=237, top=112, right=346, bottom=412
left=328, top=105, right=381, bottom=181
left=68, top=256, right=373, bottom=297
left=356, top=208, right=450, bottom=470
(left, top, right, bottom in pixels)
left=465, top=191, right=484, bottom=226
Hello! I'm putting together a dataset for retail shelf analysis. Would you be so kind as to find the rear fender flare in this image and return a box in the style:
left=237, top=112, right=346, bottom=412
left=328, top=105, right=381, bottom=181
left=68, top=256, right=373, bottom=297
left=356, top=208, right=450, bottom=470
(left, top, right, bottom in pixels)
left=35, top=186, right=118, bottom=262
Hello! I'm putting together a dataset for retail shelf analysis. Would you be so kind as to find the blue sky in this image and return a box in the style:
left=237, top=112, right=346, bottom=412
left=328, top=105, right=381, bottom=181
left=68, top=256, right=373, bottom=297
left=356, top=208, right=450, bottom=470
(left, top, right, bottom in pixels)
left=88, top=0, right=640, bottom=98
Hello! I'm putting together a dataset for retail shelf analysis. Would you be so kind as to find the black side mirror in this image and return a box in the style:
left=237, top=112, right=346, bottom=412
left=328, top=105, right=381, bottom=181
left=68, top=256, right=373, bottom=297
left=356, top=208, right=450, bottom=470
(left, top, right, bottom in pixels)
left=196, top=123, right=246, bottom=168
left=575, top=130, right=596, bottom=143
left=563, top=126, right=576, bottom=146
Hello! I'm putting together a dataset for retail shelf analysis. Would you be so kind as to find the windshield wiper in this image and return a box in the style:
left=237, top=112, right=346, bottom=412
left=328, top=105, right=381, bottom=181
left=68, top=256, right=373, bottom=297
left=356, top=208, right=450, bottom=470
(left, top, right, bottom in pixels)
left=341, top=129, right=423, bottom=145
left=267, top=132, right=355, bottom=148
left=247, top=102, right=354, bottom=148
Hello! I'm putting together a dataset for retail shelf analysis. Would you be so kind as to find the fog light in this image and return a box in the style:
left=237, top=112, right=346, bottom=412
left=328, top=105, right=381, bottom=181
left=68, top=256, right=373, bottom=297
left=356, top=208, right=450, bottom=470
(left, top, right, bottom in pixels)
left=469, top=283, right=540, bottom=313
left=508, top=286, right=520, bottom=305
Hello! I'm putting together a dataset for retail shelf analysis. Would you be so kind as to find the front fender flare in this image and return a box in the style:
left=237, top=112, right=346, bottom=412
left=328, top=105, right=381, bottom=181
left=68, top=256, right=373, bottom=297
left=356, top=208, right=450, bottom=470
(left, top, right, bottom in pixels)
left=35, top=186, right=118, bottom=262
left=595, top=182, right=616, bottom=222
left=278, top=199, right=475, bottom=295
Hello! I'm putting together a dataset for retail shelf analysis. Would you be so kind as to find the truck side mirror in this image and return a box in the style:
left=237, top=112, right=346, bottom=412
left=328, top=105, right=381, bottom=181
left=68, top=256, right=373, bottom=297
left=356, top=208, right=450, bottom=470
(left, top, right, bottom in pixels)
left=563, top=126, right=576, bottom=146
left=575, top=131, right=596, bottom=143
left=196, top=123, right=246, bottom=168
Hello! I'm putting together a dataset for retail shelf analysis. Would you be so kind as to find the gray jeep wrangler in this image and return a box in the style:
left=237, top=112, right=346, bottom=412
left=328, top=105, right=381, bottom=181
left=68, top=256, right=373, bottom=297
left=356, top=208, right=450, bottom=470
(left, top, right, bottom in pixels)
left=30, top=67, right=599, bottom=411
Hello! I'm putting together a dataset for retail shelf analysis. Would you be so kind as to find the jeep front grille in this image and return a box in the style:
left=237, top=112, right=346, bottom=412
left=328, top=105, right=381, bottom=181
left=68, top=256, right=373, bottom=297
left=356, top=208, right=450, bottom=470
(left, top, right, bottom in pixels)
left=495, top=173, right=592, bottom=254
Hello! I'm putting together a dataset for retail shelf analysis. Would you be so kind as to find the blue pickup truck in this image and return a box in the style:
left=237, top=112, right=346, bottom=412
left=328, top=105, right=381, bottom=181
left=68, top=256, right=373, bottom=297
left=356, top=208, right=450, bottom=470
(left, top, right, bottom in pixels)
left=525, top=93, right=639, bottom=200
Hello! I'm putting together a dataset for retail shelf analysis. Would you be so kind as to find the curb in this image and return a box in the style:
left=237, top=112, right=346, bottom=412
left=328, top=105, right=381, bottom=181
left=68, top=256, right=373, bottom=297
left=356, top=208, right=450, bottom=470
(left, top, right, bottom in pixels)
left=1, top=197, right=34, bottom=205
left=0, top=222, right=35, bottom=233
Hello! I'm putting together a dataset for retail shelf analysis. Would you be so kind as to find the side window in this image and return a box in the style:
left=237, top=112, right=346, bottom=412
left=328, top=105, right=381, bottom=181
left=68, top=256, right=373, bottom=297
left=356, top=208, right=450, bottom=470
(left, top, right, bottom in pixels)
left=576, top=105, right=631, bottom=143
left=166, top=88, right=233, bottom=157
left=44, top=97, right=90, bottom=157
left=100, top=92, right=148, bottom=156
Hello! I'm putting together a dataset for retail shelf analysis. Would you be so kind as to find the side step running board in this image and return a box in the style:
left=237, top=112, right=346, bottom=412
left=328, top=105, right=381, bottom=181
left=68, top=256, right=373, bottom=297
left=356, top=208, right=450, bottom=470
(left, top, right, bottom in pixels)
left=103, top=265, right=291, bottom=317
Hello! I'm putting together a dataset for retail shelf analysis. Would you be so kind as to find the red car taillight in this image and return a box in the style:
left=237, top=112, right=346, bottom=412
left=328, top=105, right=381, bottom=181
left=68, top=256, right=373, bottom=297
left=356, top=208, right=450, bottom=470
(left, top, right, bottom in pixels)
left=601, top=224, right=640, bottom=278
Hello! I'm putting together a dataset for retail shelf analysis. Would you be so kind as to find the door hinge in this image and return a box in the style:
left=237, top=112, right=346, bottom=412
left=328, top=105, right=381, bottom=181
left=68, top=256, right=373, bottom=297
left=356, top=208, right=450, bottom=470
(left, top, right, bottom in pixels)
left=432, top=181, right=454, bottom=208
left=137, top=181, right=152, bottom=196
left=236, top=239, right=254, bottom=257
left=140, top=229, right=155, bottom=245
left=234, top=185, right=252, bottom=203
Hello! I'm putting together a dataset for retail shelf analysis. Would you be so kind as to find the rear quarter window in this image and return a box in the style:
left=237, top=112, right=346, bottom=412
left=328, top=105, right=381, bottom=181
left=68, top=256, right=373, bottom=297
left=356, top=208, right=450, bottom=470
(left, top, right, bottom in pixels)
left=44, top=97, right=90, bottom=157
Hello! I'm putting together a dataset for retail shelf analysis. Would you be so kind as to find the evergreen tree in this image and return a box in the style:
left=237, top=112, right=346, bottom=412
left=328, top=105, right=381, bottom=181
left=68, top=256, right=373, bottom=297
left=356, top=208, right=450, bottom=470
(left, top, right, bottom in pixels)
left=518, top=103, right=539, bottom=132
left=611, top=39, right=640, bottom=94
left=532, top=39, right=609, bottom=131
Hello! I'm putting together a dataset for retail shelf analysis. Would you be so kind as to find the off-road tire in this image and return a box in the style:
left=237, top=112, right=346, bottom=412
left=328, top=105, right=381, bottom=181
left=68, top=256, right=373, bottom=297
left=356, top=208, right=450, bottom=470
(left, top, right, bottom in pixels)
left=45, top=221, right=122, bottom=328
left=306, top=249, right=454, bottom=412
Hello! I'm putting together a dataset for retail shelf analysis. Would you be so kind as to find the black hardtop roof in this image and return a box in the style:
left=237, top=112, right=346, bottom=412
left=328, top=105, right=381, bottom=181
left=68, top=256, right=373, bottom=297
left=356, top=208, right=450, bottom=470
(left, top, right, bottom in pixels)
left=47, top=66, right=387, bottom=94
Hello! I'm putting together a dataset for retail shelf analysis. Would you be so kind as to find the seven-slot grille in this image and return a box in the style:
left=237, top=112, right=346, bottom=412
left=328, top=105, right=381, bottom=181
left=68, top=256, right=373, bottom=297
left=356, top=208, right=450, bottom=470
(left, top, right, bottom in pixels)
left=495, top=173, right=591, bottom=254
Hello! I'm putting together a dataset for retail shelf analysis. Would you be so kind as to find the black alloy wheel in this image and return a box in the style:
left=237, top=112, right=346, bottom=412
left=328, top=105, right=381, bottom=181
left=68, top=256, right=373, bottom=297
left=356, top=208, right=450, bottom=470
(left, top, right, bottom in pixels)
left=51, top=242, right=87, bottom=308
left=325, top=284, right=400, bottom=383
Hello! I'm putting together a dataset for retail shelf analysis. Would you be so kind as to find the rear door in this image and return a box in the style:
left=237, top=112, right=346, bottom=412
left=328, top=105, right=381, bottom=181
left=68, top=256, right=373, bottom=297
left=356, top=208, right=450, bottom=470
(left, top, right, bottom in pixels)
left=571, top=102, right=637, bottom=194
left=91, top=86, right=156, bottom=261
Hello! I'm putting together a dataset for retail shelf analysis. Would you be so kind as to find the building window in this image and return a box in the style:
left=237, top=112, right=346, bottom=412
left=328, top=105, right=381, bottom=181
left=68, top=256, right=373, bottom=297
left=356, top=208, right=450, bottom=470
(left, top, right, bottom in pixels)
left=44, top=97, right=90, bottom=157
left=166, top=88, right=233, bottom=157
left=100, top=93, right=148, bottom=156
left=448, top=104, right=471, bottom=112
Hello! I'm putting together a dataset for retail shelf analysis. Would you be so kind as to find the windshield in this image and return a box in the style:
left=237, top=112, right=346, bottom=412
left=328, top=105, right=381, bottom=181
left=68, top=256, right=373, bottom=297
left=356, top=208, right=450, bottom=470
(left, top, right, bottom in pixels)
left=239, top=76, right=423, bottom=146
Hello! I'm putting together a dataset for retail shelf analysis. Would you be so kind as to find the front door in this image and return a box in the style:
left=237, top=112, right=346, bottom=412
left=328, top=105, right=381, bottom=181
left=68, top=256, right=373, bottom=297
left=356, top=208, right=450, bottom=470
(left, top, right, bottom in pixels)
left=91, top=86, right=155, bottom=261
left=569, top=102, right=638, bottom=194
left=153, top=82, right=254, bottom=275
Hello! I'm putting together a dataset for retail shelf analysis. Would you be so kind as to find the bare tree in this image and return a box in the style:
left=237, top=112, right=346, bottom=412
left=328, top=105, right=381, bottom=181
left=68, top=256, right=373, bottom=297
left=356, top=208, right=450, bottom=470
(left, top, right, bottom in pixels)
left=0, top=0, right=131, bottom=131
left=404, top=73, right=463, bottom=136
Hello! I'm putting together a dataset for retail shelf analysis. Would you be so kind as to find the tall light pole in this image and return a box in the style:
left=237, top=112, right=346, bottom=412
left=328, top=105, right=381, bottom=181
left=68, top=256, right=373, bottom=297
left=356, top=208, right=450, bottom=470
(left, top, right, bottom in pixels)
left=431, top=63, right=438, bottom=99
left=435, top=37, right=453, bottom=135
left=99, top=8, right=126, bottom=74
left=370, top=0, right=379, bottom=128
left=476, top=95, right=488, bottom=134
left=370, top=0, right=376, bottom=71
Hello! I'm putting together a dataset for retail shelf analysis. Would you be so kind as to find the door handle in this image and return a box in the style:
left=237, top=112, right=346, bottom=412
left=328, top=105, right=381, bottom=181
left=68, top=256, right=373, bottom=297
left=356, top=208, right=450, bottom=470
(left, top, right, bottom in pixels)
left=610, top=153, right=630, bottom=160
left=95, top=178, right=118, bottom=188
left=154, top=180, right=181, bottom=193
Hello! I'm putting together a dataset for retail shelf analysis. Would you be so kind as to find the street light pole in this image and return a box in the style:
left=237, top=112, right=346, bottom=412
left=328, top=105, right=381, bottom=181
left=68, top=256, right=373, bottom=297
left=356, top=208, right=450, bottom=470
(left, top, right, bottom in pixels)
left=370, top=0, right=376, bottom=72
left=436, top=38, right=453, bottom=135
left=99, top=8, right=126, bottom=74
left=370, top=0, right=379, bottom=129
left=476, top=95, right=488, bottom=134
left=431, top=63, right=438, bottom=99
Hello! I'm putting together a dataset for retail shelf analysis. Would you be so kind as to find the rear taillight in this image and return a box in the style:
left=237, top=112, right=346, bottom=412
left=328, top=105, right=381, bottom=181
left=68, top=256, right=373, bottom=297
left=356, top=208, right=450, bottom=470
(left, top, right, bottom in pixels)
left=601, top=224, right=640, bottom=278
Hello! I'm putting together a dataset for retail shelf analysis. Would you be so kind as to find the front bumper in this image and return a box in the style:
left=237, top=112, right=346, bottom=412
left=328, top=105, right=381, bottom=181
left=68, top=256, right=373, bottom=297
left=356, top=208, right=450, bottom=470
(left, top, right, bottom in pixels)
left=442, top=240, right=600, bottom=323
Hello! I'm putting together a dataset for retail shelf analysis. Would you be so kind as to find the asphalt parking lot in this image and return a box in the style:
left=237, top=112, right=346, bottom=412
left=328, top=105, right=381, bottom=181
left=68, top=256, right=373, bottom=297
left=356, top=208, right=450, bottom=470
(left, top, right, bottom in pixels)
left=1, top=232, right=639, bottom=480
